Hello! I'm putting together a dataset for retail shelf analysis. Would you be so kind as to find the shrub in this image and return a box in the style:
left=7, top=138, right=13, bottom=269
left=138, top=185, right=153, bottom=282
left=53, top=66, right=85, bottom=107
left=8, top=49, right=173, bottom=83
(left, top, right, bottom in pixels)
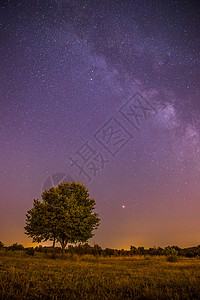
left=165, top=247, right=178, bottom=262
left=144, top=256, right=150, bottom=260
left=12, top=250, right=27, bottom=257
left=167, top=255, right=178, bottom=262
left=25, top=247, right=35, bottom=256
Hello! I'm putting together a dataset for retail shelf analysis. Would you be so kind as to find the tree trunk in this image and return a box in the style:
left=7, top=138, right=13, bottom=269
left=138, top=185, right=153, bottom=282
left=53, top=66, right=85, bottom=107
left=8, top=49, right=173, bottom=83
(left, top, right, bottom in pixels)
left=60, top=239, right=67, bottom=258
left=62, top=245, right=65, bottom=257
left=53, top=236, right=55, bottom=248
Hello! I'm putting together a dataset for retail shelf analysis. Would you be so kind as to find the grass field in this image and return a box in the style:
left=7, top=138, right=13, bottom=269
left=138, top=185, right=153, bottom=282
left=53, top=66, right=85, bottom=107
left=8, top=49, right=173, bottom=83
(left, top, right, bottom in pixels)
left=0, top=253, right=200, bottom=299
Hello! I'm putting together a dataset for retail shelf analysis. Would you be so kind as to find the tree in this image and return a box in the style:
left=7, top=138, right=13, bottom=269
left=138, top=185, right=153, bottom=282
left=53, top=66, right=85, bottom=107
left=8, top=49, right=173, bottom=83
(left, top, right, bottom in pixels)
left=0, top=241, right=5, bottom=249
left=8, top=243, right=24, bottom=251
left=25, top=182, right=100, bottom=256
left=130, top=245, right=137, bottom=254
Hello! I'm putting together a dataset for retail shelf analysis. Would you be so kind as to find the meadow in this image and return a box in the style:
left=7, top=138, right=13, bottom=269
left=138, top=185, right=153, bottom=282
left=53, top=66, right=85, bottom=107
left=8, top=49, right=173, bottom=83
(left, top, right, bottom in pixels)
left=0, top=252, right=200, bottom=299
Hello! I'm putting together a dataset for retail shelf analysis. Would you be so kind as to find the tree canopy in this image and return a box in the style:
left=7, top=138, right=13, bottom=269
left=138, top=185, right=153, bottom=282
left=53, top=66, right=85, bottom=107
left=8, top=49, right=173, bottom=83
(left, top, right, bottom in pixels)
left=25, top=182, right=100, bottom=255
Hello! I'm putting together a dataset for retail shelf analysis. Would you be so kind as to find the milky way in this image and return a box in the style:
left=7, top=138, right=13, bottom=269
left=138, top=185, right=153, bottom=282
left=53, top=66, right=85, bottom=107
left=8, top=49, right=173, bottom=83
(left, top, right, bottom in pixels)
left=1, top=0, right=200, bottom=248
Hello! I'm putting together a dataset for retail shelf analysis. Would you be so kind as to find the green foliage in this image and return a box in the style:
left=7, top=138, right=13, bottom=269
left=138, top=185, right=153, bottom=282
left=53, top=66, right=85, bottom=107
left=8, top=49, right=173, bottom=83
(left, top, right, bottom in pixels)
left=25, top=182, right=100, bottom=254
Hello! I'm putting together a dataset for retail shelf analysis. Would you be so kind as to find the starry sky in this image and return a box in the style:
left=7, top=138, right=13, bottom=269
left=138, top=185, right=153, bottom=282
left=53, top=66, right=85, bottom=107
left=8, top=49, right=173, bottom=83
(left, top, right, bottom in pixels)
left=1, top=0, right=200, bottom=249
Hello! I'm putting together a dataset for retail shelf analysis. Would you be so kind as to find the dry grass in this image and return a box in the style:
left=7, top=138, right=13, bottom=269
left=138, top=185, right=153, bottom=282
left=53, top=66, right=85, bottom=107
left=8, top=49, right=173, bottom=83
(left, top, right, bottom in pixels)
left=0, top=252, right=200, bottom=299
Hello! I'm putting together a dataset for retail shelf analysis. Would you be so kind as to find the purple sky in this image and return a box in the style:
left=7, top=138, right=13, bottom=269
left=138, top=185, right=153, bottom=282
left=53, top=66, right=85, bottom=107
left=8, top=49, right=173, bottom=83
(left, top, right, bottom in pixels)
left=1, top=0, right=200, bottom=249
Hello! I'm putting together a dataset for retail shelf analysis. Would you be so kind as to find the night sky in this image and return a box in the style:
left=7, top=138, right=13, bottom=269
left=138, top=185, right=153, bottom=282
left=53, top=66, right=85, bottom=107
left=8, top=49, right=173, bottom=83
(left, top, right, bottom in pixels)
left=1, top=0, right=200, bottom=249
